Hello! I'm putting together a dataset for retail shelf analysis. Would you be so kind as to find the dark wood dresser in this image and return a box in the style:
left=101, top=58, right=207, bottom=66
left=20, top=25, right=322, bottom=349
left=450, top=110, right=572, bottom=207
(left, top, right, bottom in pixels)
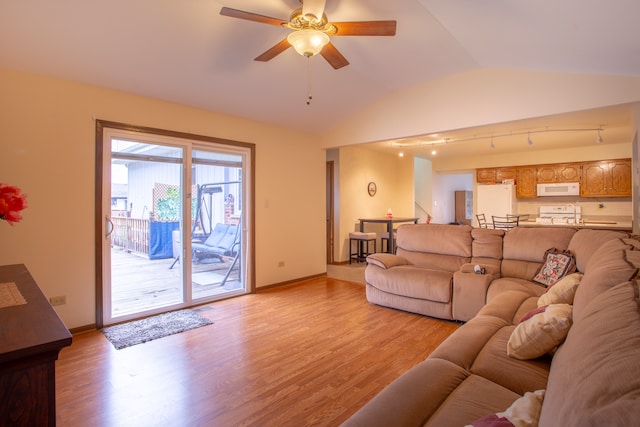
left=0, top=264, right=72, bottom=426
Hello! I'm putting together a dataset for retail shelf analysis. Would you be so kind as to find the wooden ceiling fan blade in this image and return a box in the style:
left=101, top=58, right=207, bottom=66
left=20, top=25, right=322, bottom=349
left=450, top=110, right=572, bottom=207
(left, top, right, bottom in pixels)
left=254, top=39, right=291, bottom=62
left=220, top=7, right=288, bottom=27
left=320, top=42, right=349, bottom=70
left=332, top=21, right=397, bottom=36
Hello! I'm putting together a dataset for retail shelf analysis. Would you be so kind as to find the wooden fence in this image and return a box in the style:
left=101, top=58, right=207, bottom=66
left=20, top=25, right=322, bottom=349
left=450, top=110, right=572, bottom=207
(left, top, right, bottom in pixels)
left=111, top=217, right=149, bottom=255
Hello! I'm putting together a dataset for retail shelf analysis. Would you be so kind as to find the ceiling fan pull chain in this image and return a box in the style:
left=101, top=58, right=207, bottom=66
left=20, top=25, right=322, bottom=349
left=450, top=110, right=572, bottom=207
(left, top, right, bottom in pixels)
left=306, top=55, right=313, bottom=105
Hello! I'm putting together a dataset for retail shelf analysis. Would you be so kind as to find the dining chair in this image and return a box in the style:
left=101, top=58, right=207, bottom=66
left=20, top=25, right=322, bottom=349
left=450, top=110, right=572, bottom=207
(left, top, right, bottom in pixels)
left=508, top=214, right=529, bottom=223
left=492, top=215, right=519, bottom=230
left=476, top=213, right=489, bottom=228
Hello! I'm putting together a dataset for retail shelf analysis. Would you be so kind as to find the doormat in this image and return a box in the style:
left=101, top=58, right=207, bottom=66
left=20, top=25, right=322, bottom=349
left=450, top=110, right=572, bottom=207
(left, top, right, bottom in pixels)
left=192, top=271, right=226, bottom=286
left=102, top=309, right=213, bottom=350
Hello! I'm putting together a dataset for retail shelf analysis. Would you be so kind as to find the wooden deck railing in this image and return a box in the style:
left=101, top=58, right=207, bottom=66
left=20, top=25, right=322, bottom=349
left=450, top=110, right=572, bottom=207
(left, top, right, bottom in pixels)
left=111, top=218, right=150, bottom=255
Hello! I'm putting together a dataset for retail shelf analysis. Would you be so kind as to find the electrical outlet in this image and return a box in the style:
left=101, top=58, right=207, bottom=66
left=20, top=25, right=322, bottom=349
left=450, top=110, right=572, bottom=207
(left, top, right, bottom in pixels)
left=49, top=295, right=66, bottom=306
left=278, top=261, right=285, bottom=267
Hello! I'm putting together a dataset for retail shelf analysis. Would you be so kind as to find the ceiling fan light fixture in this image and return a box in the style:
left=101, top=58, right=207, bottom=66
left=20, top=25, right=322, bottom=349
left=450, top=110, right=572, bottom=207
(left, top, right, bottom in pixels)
left=287, top=29, right=330, bottom=57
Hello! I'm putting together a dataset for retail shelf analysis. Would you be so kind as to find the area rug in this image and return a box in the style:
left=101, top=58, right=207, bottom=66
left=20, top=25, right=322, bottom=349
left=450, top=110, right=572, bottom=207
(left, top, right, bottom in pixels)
left=102, top=309, right=213, bottom=350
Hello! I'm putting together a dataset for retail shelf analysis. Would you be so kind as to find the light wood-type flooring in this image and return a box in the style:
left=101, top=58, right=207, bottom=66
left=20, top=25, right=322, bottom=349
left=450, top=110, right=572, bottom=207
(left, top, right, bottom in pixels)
left=56, top=277, right=459, bottom=426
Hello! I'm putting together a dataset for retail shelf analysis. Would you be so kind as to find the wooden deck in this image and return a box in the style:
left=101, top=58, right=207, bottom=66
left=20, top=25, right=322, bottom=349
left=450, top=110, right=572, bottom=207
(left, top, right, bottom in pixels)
left=111, top=247, right=243, bottom=319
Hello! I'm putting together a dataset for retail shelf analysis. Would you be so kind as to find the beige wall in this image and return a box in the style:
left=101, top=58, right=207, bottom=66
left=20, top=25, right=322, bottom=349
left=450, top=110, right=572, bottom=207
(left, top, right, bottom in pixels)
left=0, top=67, right=326, bottom=329
left=321, top=69, right=640, bottom=147
left=335, top=146, right=414, bottom=261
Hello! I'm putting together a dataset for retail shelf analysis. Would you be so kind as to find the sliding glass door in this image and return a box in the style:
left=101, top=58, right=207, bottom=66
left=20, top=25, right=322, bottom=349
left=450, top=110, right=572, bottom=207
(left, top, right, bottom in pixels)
left=97, top=122, right=253, bottom=327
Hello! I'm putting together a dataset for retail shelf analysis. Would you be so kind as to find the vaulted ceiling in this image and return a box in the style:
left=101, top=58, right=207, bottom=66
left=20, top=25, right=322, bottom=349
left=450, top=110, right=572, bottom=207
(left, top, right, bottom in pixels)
left=1, top=0, right=638, bottom=158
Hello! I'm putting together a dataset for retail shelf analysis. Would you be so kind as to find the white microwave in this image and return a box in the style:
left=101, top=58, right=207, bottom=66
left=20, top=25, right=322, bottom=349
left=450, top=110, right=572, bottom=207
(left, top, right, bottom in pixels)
left=536, top=182, right=580, bottom=197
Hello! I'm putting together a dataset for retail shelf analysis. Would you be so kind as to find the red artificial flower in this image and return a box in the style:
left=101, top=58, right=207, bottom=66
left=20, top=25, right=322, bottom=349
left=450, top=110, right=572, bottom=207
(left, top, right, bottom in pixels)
left=0, top=183, right=28, bottom=225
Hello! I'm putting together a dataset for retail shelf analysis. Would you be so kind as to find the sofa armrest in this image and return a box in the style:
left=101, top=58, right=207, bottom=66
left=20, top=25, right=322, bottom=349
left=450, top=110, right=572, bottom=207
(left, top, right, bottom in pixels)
left=366, top=253, right=410, bottom=269
left=452, top=269, right=500, bottom=321
left=459, top=263, right=501, bottom=275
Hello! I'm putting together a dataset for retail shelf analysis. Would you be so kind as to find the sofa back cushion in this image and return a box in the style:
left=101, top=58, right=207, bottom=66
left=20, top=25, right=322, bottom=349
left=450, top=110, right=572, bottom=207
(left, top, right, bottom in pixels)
left=539, top=281, right=640, bottom=426
left=501, top=227, right=577, bottom=281
left=572, top=236, right=640, bottom=321
left=567, top=228, right=628, bottom=272
left=471, top=228, right=505, bottom=266
left=396, top=224, right=473, bottom=272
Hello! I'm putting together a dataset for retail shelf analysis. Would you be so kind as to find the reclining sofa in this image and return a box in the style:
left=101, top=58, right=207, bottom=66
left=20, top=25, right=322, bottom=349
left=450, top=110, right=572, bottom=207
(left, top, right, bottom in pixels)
left=343, top=224, right=640, bottom=426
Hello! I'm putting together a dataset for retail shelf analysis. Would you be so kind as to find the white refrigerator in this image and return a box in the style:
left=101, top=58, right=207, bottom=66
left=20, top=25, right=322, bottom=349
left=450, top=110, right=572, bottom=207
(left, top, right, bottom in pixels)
left=476, top=184, right=517, bottom=227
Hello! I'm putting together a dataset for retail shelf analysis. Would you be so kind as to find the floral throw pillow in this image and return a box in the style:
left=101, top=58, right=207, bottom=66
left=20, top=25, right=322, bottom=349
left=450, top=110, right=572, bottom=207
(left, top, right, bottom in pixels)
left=532, top=248, right=577, bottom=287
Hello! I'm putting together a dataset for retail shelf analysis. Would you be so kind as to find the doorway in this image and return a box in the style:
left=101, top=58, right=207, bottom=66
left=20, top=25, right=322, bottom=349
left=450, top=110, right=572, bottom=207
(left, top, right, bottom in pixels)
left=96, top=121, right=254, bottom=327
left=326, top=160, right=335, bottom=264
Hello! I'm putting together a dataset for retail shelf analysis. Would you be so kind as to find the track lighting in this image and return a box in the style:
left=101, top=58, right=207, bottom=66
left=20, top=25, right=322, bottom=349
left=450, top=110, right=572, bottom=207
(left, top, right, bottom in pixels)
left=390, top=126, right=606, bottom=152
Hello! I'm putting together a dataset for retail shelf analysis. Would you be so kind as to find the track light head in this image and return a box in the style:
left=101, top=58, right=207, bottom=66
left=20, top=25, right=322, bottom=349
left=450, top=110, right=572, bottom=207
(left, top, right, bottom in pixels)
left=527, top=132, right=533, bottom=146
left=597, top=129, right=603, bottom=144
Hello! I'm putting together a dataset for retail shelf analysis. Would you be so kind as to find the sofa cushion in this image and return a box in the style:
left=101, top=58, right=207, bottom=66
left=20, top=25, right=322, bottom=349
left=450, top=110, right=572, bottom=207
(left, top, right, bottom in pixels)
left=502, top=227, right=577, bottom=263
left=396, top=223, right=473, bottom=255
left=537, top=272, right=582, bottom=307
left=507, top=304, right=572, bottom=360
left=471, top=228, right=505, bottom=261
left=471, top=325, right=551, bottom=394
left=340, top=358, right=472, bottom=427
left=365, top=265, right=453, bottom=303
left=539, top=281, right=640, bottom=426
left=424, top=374, right=522, bottom=427
left=501, top=227, right=576, bottom=281
left=395, top=224, right=472, bottom=271
left=572, top=237, right=639, bottom=322
left=486, top=278, right=545, bottom=302
left=531, top=248, right=576, bottom=286
left=567, top=228, right=627, bottom=272
left=466, top=389, right=545, bottom=427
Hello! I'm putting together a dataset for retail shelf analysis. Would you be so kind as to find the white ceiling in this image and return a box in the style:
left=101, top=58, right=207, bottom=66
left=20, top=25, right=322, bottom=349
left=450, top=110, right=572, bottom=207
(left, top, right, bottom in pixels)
left=0, top=0, right=638, bottom=157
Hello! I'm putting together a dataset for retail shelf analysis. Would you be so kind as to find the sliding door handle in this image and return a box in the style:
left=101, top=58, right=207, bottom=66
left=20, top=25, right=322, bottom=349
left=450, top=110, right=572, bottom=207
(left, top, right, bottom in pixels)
left=105, top=216, right=114, bottom=238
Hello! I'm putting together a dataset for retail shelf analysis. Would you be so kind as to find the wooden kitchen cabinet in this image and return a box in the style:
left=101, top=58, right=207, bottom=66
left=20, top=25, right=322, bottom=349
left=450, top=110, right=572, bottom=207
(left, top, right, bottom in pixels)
left=537, top=163, right=581, bottom=183
left=581, top=159, right=632, bottom=197
left=476, top=167, right=517, bottom=183
left=516, top=166, right=538, bottom=198
left=476, top=168, right=496, bottom=183
left=496, top=167, right=517, bottom=182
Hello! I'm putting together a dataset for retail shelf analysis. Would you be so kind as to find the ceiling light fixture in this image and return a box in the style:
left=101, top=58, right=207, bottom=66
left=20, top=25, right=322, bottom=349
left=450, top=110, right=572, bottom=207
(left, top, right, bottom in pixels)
left=287, top=29, right=330, bottom=57
left=389, top=127, right=605, bottom=152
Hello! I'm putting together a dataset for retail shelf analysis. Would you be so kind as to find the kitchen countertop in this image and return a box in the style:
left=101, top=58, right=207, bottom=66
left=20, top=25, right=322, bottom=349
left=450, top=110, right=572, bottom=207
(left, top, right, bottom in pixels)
left=519, top=219, right=633, bottom=231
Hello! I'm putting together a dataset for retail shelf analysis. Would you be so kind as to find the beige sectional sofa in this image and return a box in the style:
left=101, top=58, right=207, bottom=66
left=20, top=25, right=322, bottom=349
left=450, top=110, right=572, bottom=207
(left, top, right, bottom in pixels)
left=343, top=224, right=640, bottom=426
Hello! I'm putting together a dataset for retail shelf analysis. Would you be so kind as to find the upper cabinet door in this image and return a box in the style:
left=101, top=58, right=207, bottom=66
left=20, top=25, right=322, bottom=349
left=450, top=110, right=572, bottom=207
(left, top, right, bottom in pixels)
left=581, top=159, right=631, bottom=197
left=537, top=163, right=581, bottom=183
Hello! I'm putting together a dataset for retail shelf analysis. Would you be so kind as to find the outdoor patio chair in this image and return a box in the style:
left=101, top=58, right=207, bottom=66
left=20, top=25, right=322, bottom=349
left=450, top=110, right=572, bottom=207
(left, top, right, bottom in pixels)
left=192, top=223, right=240, bottom=263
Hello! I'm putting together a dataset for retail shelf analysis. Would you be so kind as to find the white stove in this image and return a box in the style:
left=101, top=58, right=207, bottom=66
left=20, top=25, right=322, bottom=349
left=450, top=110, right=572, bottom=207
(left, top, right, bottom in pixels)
left=535, top=205, right=582, bottom=225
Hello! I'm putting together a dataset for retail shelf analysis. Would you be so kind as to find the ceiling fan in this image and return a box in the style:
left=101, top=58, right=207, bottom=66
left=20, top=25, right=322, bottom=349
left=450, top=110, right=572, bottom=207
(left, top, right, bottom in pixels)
left=220, top=0, right=397, bottom=70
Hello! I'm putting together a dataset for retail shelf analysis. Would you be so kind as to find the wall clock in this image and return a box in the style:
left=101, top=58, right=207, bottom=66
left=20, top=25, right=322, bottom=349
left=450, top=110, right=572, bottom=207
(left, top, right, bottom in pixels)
left=367, top=182, right=377, bottom=197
